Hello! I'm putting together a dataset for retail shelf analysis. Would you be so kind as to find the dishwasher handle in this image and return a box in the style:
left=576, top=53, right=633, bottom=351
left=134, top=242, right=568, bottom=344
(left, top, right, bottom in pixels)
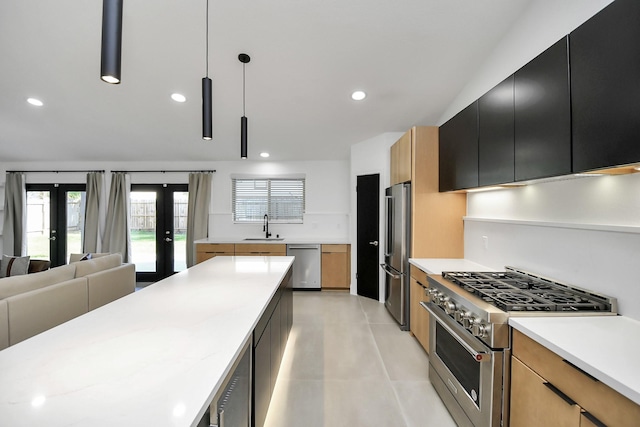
left=287, top=245, right=320, bottom=250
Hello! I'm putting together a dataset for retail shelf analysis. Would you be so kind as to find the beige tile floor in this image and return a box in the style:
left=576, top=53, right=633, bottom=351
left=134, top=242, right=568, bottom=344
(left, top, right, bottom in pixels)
left=264, top=291, right=457, bottom=427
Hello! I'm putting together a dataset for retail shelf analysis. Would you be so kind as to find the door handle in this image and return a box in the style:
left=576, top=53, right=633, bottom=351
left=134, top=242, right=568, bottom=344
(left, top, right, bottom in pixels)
left=369, top=241, right=378, bottom=246
left=49, top=236, right=57, bottom=241
left=380, top=264, right=401, bottom=279
left=164, top=237, right=173, bottom=242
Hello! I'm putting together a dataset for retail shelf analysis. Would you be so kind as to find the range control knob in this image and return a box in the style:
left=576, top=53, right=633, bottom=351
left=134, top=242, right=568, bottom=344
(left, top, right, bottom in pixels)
left=430, top=291, right=441, bottom=304
left=444, top=301, right=457, bottom=315
left=472, top=320, right=490, bottom=339
left=454, top=309, right=466, bottom=323
left=462, top=313, right=475, bottom=329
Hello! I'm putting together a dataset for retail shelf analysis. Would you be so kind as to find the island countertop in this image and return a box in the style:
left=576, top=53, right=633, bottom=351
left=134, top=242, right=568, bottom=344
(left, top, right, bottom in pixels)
left=0, top=256, right=294, bottom=427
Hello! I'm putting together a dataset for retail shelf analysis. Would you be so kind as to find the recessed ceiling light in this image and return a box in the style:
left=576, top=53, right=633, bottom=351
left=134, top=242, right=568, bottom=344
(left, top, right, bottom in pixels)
left=27, top=98, right=43, bottom=107
left=171, top=93, right=186, bottom=103
left=260, top=152, right=270, bottom=158
left=351, top=91, right=366, bottom=101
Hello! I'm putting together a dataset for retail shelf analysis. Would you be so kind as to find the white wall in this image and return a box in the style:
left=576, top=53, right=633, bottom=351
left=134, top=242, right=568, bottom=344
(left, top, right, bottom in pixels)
left=465, top=173, right=640, bottom=320
left=0, top=159, right=350, bottom=253
left=350, top=132, right=404, bottom=300
left=439, top=0, right=614, bottom=125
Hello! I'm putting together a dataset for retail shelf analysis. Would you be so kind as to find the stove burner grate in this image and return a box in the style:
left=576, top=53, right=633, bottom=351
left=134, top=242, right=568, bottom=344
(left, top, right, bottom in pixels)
left=442, top=270, right=610, bottom=312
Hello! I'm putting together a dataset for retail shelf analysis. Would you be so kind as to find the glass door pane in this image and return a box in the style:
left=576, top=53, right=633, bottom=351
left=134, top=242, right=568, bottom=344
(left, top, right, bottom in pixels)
left=173, top=191, right=188, bottom=272
left=26, top=191, right=51, bottom=260
left=130, top=191, right=157, bottom=273
left=66, top=191, right=85, bottom=258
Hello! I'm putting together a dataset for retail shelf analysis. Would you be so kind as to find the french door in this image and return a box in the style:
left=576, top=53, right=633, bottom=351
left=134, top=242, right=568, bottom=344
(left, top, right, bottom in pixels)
left=26, top=184, right=86, bottom=267
left=130, top=184, right=188, bottom=282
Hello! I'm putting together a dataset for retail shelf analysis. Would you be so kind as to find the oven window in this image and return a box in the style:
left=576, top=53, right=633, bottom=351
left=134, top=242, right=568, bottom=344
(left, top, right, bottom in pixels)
left=435, top=323, right=481, bottom=405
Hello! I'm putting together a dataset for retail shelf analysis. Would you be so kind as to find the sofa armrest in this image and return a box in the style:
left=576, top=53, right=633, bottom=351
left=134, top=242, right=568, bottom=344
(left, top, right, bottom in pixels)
left=0, top=300, right=8, bottom=351
left=6, top=277, right=89, bottom=346
left=87, top=264, right=136, bottom=311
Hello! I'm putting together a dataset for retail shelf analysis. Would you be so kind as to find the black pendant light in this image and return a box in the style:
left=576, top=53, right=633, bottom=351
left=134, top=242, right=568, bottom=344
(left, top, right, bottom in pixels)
left=100, top=0, right=123, bottom=84
left=202, top=0, right=213, bottom=140
left=239, top=53, right=250, bottom=159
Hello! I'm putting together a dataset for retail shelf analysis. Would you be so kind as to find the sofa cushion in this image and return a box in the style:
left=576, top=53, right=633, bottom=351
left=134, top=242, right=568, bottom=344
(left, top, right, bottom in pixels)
left=28, top=259, right=51, bottom=274
left=69, top=252, right=111, bottom=263
left=73, top=253, right=123, bottom=278
left=0, top=264, right=77, bottom=300
left=0, top=300, right=8, bottom=351
left=0, top=255, right=30, bottom=278
left=6, top=277, right=89, bottom=346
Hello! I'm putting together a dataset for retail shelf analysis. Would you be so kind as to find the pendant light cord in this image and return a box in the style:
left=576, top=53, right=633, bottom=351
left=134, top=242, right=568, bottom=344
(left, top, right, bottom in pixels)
left=243, top=63, right=246, bottom=116
left=205, top=0, right=209, bottom=77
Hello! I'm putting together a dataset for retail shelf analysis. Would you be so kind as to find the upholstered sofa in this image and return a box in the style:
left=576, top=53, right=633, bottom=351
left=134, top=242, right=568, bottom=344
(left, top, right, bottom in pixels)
left=0, top=253, right=135, bottom=350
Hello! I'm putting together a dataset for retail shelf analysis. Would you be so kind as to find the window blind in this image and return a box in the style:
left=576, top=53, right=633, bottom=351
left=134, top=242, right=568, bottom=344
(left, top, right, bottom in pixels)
left=232, top=178, right=305, bottom=223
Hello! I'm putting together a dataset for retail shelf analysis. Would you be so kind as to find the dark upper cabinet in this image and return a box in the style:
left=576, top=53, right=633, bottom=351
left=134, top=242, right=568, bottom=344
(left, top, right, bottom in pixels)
left=439, top=101, right=478, bottom=191
left=570, top=0, right=640, bottom=172
left=514, top=36, right=572, bottom=181
left=478, top=75, right=515, bottom=186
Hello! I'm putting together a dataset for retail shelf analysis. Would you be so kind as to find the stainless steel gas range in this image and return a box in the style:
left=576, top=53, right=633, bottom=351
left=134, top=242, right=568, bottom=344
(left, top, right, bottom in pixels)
left=422, top=267, right=617, bottom=427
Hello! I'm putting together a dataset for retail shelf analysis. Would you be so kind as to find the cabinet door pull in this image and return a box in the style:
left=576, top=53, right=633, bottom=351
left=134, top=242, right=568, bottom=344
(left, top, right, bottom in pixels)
left=562, top=359, right=599, bottom=382
left=543, top=382, right=576, bottom=406
left=582, top=411, right=607, bottom=427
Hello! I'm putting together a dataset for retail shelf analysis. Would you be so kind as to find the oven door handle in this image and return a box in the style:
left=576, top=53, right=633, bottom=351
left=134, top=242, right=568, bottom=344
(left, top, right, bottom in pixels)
left=422, top=302, right=492, bottom=363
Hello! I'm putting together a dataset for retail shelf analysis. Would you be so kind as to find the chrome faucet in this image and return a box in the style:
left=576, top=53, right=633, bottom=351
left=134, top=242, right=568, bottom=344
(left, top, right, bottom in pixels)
left=263, top=214, right=272, bottom=239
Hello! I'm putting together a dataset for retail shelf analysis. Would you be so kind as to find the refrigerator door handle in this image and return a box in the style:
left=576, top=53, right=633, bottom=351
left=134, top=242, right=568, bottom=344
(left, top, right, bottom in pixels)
left=384, top=195, right=393, bottom=257
left=380, top=263, right=401, bottom=279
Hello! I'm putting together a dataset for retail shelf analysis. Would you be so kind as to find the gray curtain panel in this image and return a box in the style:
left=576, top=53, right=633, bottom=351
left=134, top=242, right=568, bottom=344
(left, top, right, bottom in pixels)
left=103, top=173, right=131, bottom=262
left=3, top=172, right=27, bottom=256
left=83, top=172, right=106, bottom=253
left=186, top=172, right=212, bottom=267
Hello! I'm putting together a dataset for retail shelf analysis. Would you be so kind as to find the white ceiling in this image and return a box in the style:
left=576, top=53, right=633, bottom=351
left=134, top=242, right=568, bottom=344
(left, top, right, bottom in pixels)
left=0, top=0, right=533, bottom=163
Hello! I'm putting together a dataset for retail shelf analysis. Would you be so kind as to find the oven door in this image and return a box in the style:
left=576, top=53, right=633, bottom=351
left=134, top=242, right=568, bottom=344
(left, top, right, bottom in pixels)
left=422, top=302, right=503, bottom=427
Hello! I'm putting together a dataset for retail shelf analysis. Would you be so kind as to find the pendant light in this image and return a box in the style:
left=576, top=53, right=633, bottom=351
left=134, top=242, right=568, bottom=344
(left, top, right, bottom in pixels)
left=202, top=0, right=213, bottom=140
left=239, top=53, right=250, bottom=159
left=100, top=0, right=123, bottom=84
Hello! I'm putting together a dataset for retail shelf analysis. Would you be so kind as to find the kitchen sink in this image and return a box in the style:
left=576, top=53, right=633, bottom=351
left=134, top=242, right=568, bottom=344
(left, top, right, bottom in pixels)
left=243, top=238, right=284, bottom=241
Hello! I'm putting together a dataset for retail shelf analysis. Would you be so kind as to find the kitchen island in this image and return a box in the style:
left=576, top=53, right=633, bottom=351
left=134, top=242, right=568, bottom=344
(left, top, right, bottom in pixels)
left=0, top=256, right=294, bottom=427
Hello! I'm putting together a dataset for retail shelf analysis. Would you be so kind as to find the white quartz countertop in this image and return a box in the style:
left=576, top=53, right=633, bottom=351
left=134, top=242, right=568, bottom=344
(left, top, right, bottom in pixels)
left=409, top=258, right=495, bottom=275
left=0, top=256, right=294, bottom=427
left=510, top=316, right=640, bottom=405
left=195, top=237, right=350, bottom=245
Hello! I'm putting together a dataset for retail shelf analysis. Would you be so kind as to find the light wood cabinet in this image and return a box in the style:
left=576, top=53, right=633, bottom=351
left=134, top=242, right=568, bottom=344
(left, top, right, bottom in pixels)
left=234, top=243, right=286, bottom=256
left=390, top=130, right=412, bottom=185
left=195, top=243, right=235, bottom=263
left=511, top=329, right=640, bottom=427
left=409, top=265, right=429, bottom=352
left=402, top=127, right=466, bottom=259
left=510, top=356, right=581, bottom=427
left=321, top=244, right=350, bottom=290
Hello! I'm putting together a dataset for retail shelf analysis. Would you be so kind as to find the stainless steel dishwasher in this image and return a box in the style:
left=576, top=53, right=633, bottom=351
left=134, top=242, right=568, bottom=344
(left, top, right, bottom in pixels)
left=286, top=244, right=321, bottom=290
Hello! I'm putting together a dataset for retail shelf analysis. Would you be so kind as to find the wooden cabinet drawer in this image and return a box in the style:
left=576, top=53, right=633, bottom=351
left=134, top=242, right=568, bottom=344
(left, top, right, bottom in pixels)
left=235, top=244, right=286, bottom=255
left=409, top=277, right=429, bottom=352
left=409, top=265, right=428, bottom=284
left=196, top=243, right=235, bottom=253
left=510, top=356, right=581, bottom=427
left=512, top=329, right=640, bottom=427
left=321, top=244, right=347, bottom=253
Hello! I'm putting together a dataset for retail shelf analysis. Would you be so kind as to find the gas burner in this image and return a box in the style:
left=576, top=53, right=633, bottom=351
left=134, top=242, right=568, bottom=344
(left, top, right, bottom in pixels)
left=441, top=268, right=615, bottom=314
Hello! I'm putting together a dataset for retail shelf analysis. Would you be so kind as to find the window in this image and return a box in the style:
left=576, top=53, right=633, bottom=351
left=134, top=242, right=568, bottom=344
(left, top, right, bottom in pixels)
left=232, top=177, right=305, bottom=223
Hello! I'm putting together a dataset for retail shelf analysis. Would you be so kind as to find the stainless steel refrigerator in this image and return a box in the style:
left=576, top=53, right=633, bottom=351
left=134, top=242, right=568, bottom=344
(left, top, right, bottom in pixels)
left=380, top=182, right=411, bottom=330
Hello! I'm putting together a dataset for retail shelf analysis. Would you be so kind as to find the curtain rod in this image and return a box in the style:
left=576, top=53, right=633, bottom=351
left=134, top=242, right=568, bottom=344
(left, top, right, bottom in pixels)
left=7, top=170, right=105, bottom=173
left=110, top=170, right=216, bottom=173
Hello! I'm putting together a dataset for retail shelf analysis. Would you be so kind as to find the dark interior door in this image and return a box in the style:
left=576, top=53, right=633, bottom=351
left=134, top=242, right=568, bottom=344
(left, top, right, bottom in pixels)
left=130, top=184, right=188, bottom=282
left=356, top=174, right=380, bottom=300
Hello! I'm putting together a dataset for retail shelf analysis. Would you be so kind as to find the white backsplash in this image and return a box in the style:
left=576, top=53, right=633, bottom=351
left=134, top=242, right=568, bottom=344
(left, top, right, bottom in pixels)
left=464, top=173, right=640, bottom=320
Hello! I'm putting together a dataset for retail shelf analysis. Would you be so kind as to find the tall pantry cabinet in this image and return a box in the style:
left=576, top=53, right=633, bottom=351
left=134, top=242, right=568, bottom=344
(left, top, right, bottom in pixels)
left=390, top=126, right=466, bottom=351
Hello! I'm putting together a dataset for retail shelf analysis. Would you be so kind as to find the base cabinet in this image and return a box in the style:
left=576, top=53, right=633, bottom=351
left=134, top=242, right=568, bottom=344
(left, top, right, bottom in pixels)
left=409, top=266, right=429, bottom=352
left=321, top=244, right=350, bottom=289
left=252, top=269, right=292, bottom=427
left=510, top=357, right=581, bottom=427
left=511, top=330, right=640, bottom=427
